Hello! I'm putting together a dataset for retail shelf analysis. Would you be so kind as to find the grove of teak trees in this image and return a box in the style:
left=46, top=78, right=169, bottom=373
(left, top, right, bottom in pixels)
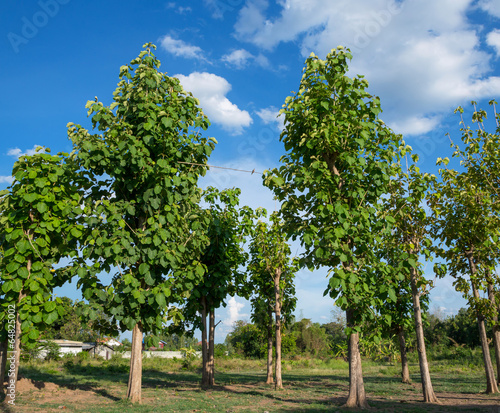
left=1, top=39, right=500, bottom=408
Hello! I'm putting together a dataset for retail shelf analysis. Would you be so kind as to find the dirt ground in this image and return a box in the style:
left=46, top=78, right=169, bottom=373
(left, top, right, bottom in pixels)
left=4, top=378, right=500, bottom=412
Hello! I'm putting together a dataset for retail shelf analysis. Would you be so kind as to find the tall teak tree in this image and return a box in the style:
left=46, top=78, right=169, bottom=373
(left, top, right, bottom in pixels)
left=179, top=187, right=260, bottom=387
left=264, top=47, right=403, bottom=408
left=381, top=157, right=438, bottom=402
left=248, top=214, right=297, bottom=389
left=429, top=104, right=500, bottom=394
left=0, top=149, right=83, bottom=390
left=68, top=44, right=216, bottom=403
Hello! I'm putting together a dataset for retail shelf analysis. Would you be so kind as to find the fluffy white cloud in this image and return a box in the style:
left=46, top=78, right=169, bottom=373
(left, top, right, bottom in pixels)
left=479, top=0, right=500, bottom=18
left=234, top=0, right=500, bottom=136
left=225, top=297, right=247, bottom=328
left=160, top=35, right=206, bottom=60
left=222, top=49, right=254, bottom=68
left=487, top=29, right=500, bottom=57
left=175, top=72, right=252, bottom=134
left=7, top=145, right=41, bottom=158
left=256, top=106, right=284, bottom=131
left=0, top=176, right=14, bottom=184
left=221, top=48, right=270, bottom=69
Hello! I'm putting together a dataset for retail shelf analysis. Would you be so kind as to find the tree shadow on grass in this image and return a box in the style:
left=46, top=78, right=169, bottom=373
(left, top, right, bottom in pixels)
left=18, top=365, right=121, bottom=401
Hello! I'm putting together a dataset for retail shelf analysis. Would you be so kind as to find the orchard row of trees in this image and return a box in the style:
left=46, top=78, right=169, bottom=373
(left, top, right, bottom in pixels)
left=0, top=43, right=499, bottom=408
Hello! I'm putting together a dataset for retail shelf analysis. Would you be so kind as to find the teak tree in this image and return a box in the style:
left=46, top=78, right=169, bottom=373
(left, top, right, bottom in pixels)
left=264, top=47, right=403, bottom=408
left=382, top=157, right=438, bottom=401
left=67, top=44, right=216, bottom=403
left=450, top=101, right=500, bottom=384
left=0, top=149, right=83, bottom=388
left=429, top=103, right=500, bottom=394
left=179, top=187, right=260, bottom=387
left=248, top=215, right=297, bottom=389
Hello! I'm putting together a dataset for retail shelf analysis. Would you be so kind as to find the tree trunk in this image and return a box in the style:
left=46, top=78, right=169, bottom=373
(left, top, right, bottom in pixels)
left=466, top=251, right=498, bottom=394
left=11, top=287, right=27, bottom=388
left=266, top=306, right=274, bottom=385
left=126, top=322, right=143, bottom=403
left=201, top=296, right=209, bottom=387
left=0, top=339, right=7, bottom=393
left=410, top=265, right=438, bottom=403
left=274, top=267, right=283, bottom=390
left=487, top=282, right=500, bottom=385
left=208, top=308, right=215, bottom=386
left=344, top=308, right=368, bottom=408
left=397, top=327, right=411, bottom=384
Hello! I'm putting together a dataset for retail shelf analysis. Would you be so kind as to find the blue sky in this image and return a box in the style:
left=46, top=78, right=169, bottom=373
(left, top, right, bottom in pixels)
left=1, top=0, right=500, bottom=341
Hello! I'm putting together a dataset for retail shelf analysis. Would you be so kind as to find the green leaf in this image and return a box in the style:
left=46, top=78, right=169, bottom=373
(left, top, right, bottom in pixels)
left=387, top=288, right=397, bottom=303
left=155, top=293, right=166, bottom=307
left=43, top=311, right=59, bottom=325
left=29, top=329, right=40, bottom=340
left=23, top=193, right=37, bottom=203
left=71, top=227, right=83, bottom=238
left=139, top=263, right=150, bottom=275
left=2, top=281, right=13, bottom=293
left=12, top=278, right=23, bottom=292
left=44, top=301, right=57, bottom=312
left=144, top=272, right=155, bottom=286
left=36, top=202, right=48, bottom=213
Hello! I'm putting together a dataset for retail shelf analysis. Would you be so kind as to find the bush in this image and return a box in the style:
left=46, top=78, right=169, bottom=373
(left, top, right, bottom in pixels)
left=42, top=341, right=62, bottom=361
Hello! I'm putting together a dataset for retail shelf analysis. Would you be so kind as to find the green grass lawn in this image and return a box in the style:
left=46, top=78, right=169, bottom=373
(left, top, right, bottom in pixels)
left=3, top=355, right=499, bottom=412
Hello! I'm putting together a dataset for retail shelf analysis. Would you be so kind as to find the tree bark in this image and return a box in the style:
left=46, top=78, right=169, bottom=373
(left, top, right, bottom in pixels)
left=208, top=308, right=215, bottom=386
left=397, top=327, right=411, bottom=384
left=126, top=322, right=143, bottom=403
left=410, top=265, right=438, bottom=402
left=487, top=282, right=500, bottom=385
left=266, top=306, right=274, bottom=385
left=344, top=308, right=368, bottom=408
left=466, top=251, right=498, bottom=394
left=201, top=296, right=209, bottom=387
left=274, top=267, right=283, bottom=390
left=0, top=339, right=7, bottom=393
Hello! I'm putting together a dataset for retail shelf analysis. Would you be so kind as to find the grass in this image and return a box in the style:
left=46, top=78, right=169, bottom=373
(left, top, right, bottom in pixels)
left=2, top=354, right=499, bottom=412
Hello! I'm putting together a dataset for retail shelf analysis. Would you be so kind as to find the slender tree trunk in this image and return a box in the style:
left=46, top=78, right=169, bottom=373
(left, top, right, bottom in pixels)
left=397, top=327, right=411, bottom=383
left=201, top=296, right=209, bottom=387
left=344, top=308, right=368, bottom=408
left=266, top=306, right=274, bottom=385
left=466, top=251, right=498, bottom=394
left=487, top=282, right=500, bottom=385
left=410, top=265, right=438, bottom=402
left=0, top=339, right=7, bottom=393
left=208, top=308, right=215, bottom=386
left=127, top=322, right=143, bottom=403
left=274, top=267, right=283, bottom=390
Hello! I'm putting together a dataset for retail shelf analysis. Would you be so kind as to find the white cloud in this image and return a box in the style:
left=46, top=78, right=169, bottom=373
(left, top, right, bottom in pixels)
left=487, top=29, right=500, bottom=57
left=160, top=35, right=206, bottom=60
left=175, top=72, right=252, bottom=134
left=234, top=0, right=500, bottom=136
left=390, top=115, right=440, bottom=136
left=225, top=297, right=246, bottom=327
left=479, top=0, right=500, bottom=18
left=222, top=49, right=254, bottom=69
left=256, top=106, right=285, bottom=131
left=0, top=176, right=14, bottom=184
left=7, top=145, right=41, bottom=158
left=221, top=48, right=270, bottom=69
